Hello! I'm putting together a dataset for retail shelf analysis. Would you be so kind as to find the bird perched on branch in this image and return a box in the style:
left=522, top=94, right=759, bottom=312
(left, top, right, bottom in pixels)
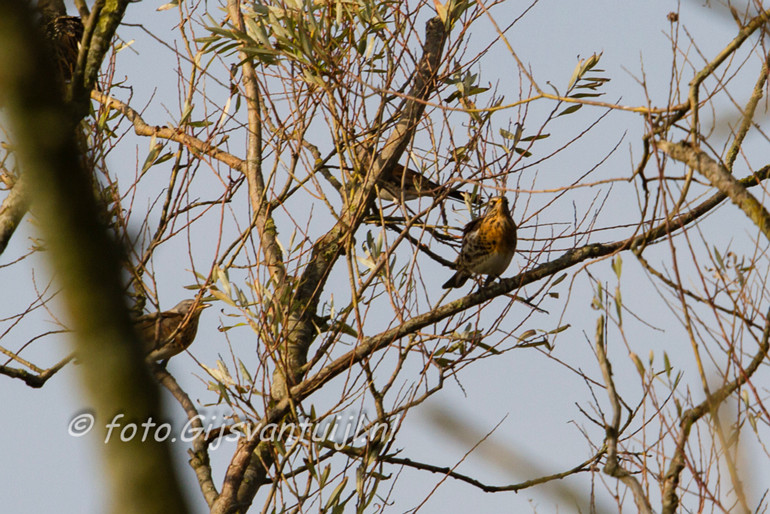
left=442, top=196, right=517, bottom=289
left=376, top=164, right=477, bottom=204
left=136, top=299, right=210, bottom=362
left=44, top=15, right=84, bottom=83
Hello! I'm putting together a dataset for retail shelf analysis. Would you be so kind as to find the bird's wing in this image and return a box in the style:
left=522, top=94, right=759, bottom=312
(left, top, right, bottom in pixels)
left=404, top=168, right=441, bottom=191
left=136, top=312, right=184, bottom=347
left=461, top=215, right=484, bottom=236
left=134, top=312, right=159, bottom=332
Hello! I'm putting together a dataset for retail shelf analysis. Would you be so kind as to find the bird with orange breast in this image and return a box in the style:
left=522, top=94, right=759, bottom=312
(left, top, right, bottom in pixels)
left=442, top=196, right=517, bottom=289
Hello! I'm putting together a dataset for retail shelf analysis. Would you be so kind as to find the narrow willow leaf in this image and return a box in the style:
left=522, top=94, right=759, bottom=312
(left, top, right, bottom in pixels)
left=547, top=324, right=570, bottom=335
left=629, top=352, right=645, bottom=378
left=513, top=147, right=532, bottom=157
left=519, top=133, right=550, bottom=142
left=157, top=0, right=179, bottom=11
left=612, top=254, right=622, bottom=278
left=324, top=477, right=348, bottom=511
left=518, top=329, right=537, bottom=340
left=140, top=143, right=164, bottom=174
left=557, top=104, right=582, bottom=117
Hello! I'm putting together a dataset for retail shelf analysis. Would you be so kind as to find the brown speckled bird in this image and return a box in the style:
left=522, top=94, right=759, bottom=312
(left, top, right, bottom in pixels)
left=136, top=300, right=210, bottom=362
left=442, top=196, right=517, bottom=289
left=376, top=164, right=474, bottom=203
left=44, top=15, right=84, bottom=82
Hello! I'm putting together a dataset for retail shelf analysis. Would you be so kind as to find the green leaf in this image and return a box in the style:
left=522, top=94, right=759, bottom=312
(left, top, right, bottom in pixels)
left=216, top=359, right=232, bottom=381
left=567, top=59, right=583, bottom=90
left=513, top=147, right=532, bottom=157
left=219, top=322, right=246, bottom=332
left=518, top=338, right=550, bottom=349
left=141, top=142, right=164, bottom=174
left=324, top=477, right=348, bottom=511
left=216, top=382, right=232, bottom=406
left=467, top=86, right=489, bottom=96
left=236, top=286, right=249, bottom=308
left=157, top=0, right=179, bottom=11
left=245, top=17, right=271, bottom=47
left=612, top=254, right=622, bottom=278
left=547, top=324, right=570, bottom=335
left=570, top=92, right=603, bottom=99
left=592, top=283, right=603, bottom=310
left=356, top=35, right=367, bottom=55
left=433, top=357, right=452, bottom=368
left=518, top=329, right=537, bottom=340
left=180, top=103, right=193, bottom=125
left=557, top=104, right=582, bottom=117
left=714, top=246, right=724, bottom=270
left=240, top=47, right=280, bottom=65
left=209, top=289, right=236, bottom=307
left=499, top=128, right=517, bottom=140
left=357, top=255, right=376, bottom=271
left=519, top=133, right=550, bottom=142
left=154, top=152, right=174, bottom=166
left=741, top=389, right=751, bottom=408
left=586, top=53, right=602, bottom=68
left=552, top=273, right=567, bottom=286
left=302, top=69, right=326, bottom=87
left=332, top=321, right=358, bottom=338
left=114, top=39, right=135, bottom=53
left=319, top=465, right=331, bottom=487
left=194, top=36, right=220, bottom=45
left=214, top=265, right=232, bottom=297
left=207, top=25, right=239, bottom=38
left=476, top=341, right=500, bottom=354
left=238, top=359, right=253, bottom=384
left=567, top=53, right=605, bottom=91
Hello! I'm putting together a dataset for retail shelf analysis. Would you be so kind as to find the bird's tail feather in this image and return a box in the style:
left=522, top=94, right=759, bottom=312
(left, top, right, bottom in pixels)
left=442, top=271, right=469, bottom=289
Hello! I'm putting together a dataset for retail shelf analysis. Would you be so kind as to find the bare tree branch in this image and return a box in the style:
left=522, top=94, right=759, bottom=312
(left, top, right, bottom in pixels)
left=384, top=451, right=604, bottom=493
left=661, top=305, right=770, bottom=513
left=657, top=140, right=770, bottom=241
left=91, top=91, right=246, bottom=172
left=0, top=354, right=73, bottom=388
left=595, top=315, right=652, bottom=514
